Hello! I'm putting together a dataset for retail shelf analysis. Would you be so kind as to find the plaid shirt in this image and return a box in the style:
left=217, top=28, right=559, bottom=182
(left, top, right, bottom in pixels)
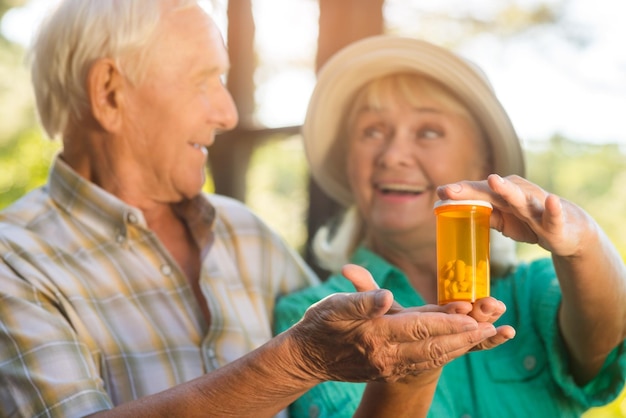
left=0, top=156, right=319, bottom=417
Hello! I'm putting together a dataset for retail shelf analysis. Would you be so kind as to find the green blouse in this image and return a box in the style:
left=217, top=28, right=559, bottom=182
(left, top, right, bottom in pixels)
left=274, top=246, right=626, bottom=418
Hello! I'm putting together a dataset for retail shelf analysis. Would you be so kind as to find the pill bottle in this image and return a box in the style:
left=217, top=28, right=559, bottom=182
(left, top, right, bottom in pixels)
left=433, top=199, right=492, bottom=305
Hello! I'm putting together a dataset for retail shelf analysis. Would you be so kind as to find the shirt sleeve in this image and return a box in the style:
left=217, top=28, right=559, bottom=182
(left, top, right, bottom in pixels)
left=527, top=259, right=626, bottom=408
left=0, top=254, right=112, bottom=418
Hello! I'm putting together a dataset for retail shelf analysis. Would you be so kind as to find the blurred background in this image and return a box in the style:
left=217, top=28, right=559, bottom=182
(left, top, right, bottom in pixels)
left=0, top=0, right=625, bottom=415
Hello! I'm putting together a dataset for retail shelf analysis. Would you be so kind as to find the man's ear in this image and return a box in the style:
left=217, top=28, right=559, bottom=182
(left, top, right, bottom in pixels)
left=87, top=58, right=125, bottom=133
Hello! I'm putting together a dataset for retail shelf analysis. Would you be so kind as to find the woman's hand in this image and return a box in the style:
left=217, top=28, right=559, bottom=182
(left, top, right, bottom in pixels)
left=437, top=174, right=595, bottom=258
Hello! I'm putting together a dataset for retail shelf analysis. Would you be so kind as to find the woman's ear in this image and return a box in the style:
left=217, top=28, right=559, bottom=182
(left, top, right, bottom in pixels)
left=87, top=58, right=125, bottom=133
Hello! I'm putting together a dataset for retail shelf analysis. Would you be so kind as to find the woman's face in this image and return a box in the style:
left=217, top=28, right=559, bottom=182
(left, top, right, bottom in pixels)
left=345, top=76, right=490, bottom=242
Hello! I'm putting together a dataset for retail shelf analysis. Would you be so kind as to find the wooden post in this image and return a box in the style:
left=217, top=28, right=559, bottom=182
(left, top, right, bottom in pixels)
left=306, top=0, right=384, bottom=278
left=208, top=0, right=256, bottom=202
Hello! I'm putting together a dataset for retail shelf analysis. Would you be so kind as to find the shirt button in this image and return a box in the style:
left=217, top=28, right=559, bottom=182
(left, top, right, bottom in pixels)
left=127, top=212, right=138, bottom=224
left=206, top=348, right=215, bottom=358
left=308, top=405, right=320, bottom=418
left=160, top=264, right=172, bottom=276
left=116, top=234, right=125, bottom=243
left=523, top=355, right=537, bottom=371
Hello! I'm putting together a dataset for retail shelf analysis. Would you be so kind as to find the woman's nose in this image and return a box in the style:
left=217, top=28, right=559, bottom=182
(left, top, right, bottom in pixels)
left=377, top=133, right=414, bottom=167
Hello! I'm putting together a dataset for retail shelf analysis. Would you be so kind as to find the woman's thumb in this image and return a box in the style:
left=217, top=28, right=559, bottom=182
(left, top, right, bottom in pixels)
left=341, top=264, right=380, bottom=292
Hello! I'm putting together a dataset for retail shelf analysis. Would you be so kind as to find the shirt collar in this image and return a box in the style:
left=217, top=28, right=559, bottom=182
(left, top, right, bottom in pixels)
left=48, top=155, right=215, bottom=252
left=351, top=245, right=425, bottom=307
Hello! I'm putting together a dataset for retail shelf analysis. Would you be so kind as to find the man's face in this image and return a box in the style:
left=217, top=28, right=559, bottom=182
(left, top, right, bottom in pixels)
left=122, top=5, right=238, bottom=203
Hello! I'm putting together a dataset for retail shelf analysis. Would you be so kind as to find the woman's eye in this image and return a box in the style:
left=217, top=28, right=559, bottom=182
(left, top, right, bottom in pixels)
left=363, top=126, right=385, bottom=139
left=418, top=128, right=442, bottom=139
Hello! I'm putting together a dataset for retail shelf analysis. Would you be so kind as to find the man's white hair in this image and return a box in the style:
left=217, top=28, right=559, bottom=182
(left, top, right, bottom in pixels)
left=28, top=0, right=200, bottom=139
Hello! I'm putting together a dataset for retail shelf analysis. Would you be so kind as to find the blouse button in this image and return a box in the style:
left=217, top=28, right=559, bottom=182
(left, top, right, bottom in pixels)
left=523, top=355, right=537, bottom=371
left=308, top=405, right=319, bottom=418
left=160, top=264, right=172, bottom=276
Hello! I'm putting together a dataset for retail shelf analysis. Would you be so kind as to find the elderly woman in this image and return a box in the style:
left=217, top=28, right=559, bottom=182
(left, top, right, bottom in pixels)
left=274, top=36, right=626, bottom=417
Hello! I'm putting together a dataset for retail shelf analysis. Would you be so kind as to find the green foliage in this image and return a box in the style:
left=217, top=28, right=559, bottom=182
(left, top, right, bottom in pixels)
left=0, top=4, right=53, bottom=210
left=245, top=135, right=309, bottom=253
left=0, top=128, right=60, bottom=209
left=0, top=0, right=28, bottom=23
left=523, top=135, right=626, bottom=261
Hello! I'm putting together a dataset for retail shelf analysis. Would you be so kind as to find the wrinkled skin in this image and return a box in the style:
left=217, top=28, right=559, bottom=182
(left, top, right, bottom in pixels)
left=287, top=264, right=514, bottom=384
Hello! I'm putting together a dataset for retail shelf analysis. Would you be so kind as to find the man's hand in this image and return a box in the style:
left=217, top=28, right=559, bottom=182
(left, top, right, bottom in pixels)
left=287, top=265, right=510, bottom=384
left=343, top=264, right=515, bottom=352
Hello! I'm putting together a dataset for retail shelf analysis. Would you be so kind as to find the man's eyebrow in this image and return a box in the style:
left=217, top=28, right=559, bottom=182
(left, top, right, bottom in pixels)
left=200, top=65, right=229, bottom=77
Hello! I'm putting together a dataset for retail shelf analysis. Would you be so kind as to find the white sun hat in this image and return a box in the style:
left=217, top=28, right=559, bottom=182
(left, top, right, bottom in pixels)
left=302, top=35, right=525, bottom=207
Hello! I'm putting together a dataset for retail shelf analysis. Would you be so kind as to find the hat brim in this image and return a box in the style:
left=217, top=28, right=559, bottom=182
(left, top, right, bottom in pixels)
left=303, top=35, right=525, bottom=207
